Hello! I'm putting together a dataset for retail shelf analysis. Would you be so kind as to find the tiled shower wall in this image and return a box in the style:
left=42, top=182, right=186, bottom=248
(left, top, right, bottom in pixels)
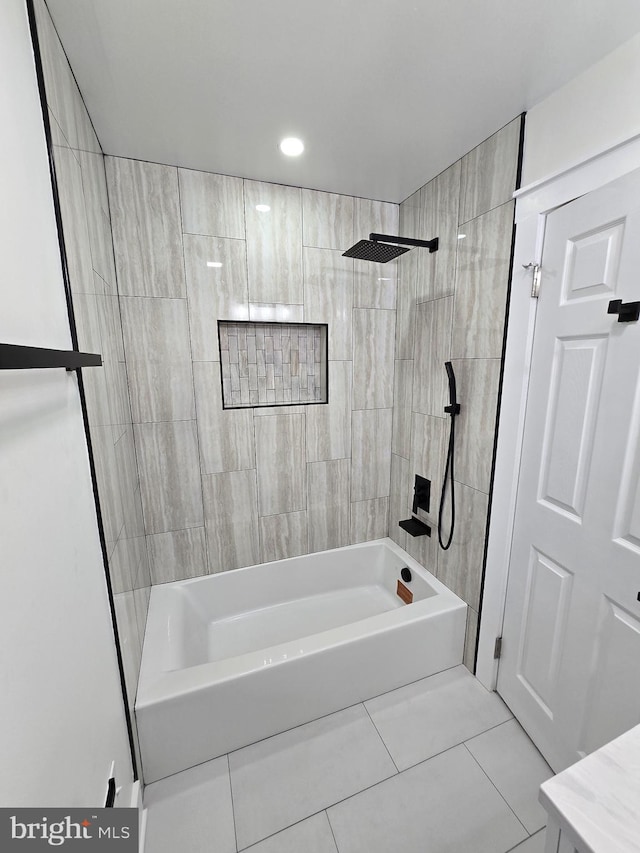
left=33, top=0, right=149, bottom=771
left=389, top=117, right=522, bottom=669
left=105, top=158, right=399, bottom=581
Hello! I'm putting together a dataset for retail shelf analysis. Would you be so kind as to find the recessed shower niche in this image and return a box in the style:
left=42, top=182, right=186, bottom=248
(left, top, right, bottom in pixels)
left=218, top=320, right=328, bottom=409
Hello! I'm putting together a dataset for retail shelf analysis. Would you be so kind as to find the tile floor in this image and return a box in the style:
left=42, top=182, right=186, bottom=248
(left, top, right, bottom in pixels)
left=143, top=665, right=552, bottom=853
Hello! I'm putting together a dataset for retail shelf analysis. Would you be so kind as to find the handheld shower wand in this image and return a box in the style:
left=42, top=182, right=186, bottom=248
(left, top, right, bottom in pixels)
left=438, top=362, right=460, bottom=550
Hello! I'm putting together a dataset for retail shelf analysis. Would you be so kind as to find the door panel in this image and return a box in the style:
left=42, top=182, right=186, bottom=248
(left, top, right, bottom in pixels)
left=518, top=549, right=573, bottom=718
left=539, top=335, right=607, bottom=518
left=578, top=598, right=640, bottom=756
left=498, top=168, right=640, bottom=771
left=561, top=219, right=624, bottom=303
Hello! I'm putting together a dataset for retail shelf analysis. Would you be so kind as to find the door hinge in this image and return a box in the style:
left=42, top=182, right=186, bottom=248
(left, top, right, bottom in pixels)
left=522, top=263, right=541, bottom=298
left=494, top=636, right=503, bottom=659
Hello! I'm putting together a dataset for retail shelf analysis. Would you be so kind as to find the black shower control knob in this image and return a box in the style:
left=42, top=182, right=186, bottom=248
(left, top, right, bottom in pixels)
left=401, top=567, right=412, bottom=583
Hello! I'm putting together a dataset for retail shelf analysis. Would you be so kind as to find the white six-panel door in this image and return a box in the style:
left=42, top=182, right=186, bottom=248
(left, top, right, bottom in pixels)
left=497, top=169, right=640, bottom=771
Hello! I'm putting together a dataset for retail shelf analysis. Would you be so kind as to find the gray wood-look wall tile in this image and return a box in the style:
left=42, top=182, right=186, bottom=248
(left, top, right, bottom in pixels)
left=106, top=157, right=185, bottom=297
left=184, top=234, right=249, bottom=361
left=453, top=358, right=501, bottom=494
left=72, top=83, right=101, bottom=154
left=80, top=152, right=114, bottom=285
left=113, top=591, right=142, bottom=717
left=459, top=117, right=521, bottom=225
left=451, top=201, right=514, bottom=359
left=53, top=146, right=95, bottom=294
left=350, top=497, right=389, bottom=544
left=133, top=585, right=151, bottom=647
left=463, top=607, right=478, bottom=672
left=248, top=303, right=304, bottom=322
left=147, top=528, right=209, bottom=584
left=102, top=291, right=126, bottom=362
left=91, top=424, right=125, bottom=553
left=351, top=408, right=392, bottom=502
left=114, top=427, right=141, bottom=522
left=302, top=189, right=354, bottom=250
left=48, top=109, right=69, bottom=149
left=395, top=190, right=421, bottom=360
left=410, top=413, right=448, bottom=529
left=178, top=169, right=245, bottom=238
left=259, top=512, right=309, bottom=562
left=203, top=469, right=260, bottom=572
left=418, top=161, right=461, bottom=302
left=391, top=359, right=413, bottom=460
left=353, top=260, right=397, bottom=310
left=352, top=309, right=396, bottom=410
left=437, top=482, right=488, bottom=611
left=106, top=361, right=132, bottom=434
left=307, top=459, right=350, bottom=553
left=389, top=453, right=410, bottom=550
left=109, top=528, right=136, bottom=595
left=34, top=0, right=79, bottom=149
left=121, top=296, right=195, bottom=423
left=78, top=149, right=109, bottom=218
left=134, top=421, right=204, bottom=534
left=244, top=181, right=303, bottom=304
left=303, top=248, right=354, bottom=361
left=353, top=198, right=399, bottom=241
left=74, top=292, right=103, bottom=355
left=306, top=360, right=352, bottom=462
left=193, top=363, right=255, bottom=474
left=255, top=414, right=306, bottom=516
left=253, top=405, right=306, bottom=417
left=412, top=297, right=453, bottom=416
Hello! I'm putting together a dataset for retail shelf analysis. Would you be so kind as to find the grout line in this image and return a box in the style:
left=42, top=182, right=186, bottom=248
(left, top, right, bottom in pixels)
left=324, top=810, right=341, bottom=853
left=504, top=827, right=546, bottom=853
left=362, top=703, right=400, bottom=774
left=463, top=742, right=530, bottom=837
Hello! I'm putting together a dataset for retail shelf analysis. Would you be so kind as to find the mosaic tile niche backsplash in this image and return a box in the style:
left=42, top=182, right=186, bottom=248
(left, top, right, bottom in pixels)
left=218, top=321, right=328, bottom=408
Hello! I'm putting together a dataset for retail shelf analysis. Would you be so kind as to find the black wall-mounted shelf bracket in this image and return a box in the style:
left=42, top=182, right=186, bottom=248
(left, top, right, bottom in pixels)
left=0, top=343, right=102, bottom=371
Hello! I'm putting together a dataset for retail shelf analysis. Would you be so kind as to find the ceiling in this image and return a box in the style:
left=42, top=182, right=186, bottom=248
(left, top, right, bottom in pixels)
left=47, top=0, right=640, bottom=203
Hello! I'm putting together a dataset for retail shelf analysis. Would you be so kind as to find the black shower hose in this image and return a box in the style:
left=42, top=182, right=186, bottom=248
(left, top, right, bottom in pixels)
left=438, top=411, right=457, bottom=550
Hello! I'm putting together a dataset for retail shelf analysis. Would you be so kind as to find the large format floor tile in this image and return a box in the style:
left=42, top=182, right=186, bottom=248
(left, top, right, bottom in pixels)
left=243, top=812, right=338, bottom=853
left=327, top=743, right=527, bottom=853
left=229, top=704, right=396, bottom=849
left=466, top=719, right=553, bottom=834
left=144, top=757, right=235, bottom=853
left=365, top=665, right=512, bottom=770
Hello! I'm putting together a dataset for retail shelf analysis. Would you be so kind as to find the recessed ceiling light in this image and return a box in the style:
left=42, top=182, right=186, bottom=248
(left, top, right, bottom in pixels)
left=255, top=204, right=271, bottom=212
left=457, top=234, right=466, bottom=240
left=378, top=277, right=392, bottom=282
left=279, top=137, right=304, bottom=157
left=207, top=261, right=223, bottom=268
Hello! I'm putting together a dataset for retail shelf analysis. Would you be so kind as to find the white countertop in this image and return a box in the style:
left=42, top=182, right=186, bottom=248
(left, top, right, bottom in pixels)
left=539, top=724, right=640, bottom=853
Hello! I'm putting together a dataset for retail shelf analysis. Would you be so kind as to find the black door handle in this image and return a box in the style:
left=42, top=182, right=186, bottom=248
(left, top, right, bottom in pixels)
left=608, top=299, right=640, bottom=322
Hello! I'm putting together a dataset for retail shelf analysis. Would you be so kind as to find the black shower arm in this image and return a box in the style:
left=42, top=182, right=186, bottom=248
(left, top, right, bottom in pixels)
left=369, top=233, right=439, bottom=253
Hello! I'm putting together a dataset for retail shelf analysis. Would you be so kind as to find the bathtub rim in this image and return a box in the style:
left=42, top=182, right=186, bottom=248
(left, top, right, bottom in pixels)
left=137, top=537, right=466, bottom=709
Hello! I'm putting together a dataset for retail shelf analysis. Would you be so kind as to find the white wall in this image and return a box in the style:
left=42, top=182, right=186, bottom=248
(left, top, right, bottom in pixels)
left=522, top=31, right=640, bottom=186
left=0, top=0, right=133, bottom=806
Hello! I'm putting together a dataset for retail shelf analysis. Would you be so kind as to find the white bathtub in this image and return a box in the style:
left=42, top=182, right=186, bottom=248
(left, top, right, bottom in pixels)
left=136, top=538, right=466, bottom=782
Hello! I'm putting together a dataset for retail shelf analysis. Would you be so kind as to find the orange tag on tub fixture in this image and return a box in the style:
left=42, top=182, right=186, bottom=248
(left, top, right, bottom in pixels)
left=396, top=580, right=413, bottom=604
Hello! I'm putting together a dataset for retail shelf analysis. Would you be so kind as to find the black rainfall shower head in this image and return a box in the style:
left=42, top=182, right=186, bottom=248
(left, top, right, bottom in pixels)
left=342, top=233, right=439, bottom=264
left=342, top=239, right=410, bottom=263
